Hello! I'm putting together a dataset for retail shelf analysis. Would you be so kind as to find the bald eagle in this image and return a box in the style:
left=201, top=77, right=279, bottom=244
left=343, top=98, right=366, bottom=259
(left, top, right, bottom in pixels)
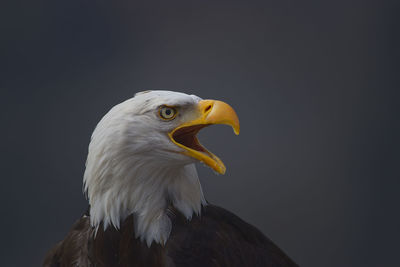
left=44, top=91, right=298, bottom=267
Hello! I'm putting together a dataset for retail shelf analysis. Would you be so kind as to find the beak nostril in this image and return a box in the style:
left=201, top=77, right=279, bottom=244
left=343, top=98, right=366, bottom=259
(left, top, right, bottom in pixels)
left=205, top=105, right=212, bottom=113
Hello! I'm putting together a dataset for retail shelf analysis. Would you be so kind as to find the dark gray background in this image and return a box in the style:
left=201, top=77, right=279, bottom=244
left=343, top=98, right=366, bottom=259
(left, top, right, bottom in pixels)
left=1, top=1, right=399, bottom=266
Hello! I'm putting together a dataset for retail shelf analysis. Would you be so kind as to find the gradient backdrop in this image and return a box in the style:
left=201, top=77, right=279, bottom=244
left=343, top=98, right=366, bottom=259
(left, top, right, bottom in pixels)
left=1, top=1, right=399, bottom=266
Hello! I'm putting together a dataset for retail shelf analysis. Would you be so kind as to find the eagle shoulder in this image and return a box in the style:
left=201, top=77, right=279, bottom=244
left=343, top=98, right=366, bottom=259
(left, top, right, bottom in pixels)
left=166, top=204, right=299, bottom=267
left=43, top=215, right=93, bottom=267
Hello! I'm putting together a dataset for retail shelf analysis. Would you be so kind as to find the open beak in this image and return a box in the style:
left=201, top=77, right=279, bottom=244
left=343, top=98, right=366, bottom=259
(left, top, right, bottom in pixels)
left=168, top=100, right=240, bottom=174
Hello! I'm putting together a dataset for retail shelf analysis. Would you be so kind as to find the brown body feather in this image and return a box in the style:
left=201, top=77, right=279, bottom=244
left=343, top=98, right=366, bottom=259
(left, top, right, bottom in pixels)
left=44, top=205, right=298, bottom=267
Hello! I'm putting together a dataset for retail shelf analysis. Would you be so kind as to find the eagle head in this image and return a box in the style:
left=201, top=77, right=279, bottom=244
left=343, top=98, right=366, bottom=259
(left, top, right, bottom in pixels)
left=83, top=90, right=239, bottom=246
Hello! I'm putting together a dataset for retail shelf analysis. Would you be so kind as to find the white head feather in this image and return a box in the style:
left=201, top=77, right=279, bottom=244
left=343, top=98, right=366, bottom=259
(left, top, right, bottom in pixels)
left=83, top=91, right=207, bottom=246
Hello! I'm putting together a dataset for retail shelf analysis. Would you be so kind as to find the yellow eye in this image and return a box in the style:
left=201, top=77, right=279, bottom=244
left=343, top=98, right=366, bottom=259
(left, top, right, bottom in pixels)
left=159, top=106, right=177, bottom=120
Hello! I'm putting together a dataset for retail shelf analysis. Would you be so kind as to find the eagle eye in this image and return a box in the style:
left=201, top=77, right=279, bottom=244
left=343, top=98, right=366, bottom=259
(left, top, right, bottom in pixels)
left=159, top=106, right=177, bottom=120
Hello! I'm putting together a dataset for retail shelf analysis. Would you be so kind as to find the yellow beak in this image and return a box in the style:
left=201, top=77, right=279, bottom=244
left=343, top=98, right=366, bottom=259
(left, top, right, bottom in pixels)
left=168, top=100, right=240, bottom=174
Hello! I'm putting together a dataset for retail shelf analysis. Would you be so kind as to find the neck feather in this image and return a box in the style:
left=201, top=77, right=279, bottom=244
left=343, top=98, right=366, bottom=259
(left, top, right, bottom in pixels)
left=84, top=161, right=206, bottom=246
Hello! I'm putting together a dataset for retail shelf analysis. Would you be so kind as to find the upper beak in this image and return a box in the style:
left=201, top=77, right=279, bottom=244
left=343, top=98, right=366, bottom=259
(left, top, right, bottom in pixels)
left=168, top=99, right=240, bottom=174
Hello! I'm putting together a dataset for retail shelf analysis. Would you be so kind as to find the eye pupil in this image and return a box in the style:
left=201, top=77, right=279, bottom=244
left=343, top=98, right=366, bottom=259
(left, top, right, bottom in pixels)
left=165, top=109, right=171, bottom=115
